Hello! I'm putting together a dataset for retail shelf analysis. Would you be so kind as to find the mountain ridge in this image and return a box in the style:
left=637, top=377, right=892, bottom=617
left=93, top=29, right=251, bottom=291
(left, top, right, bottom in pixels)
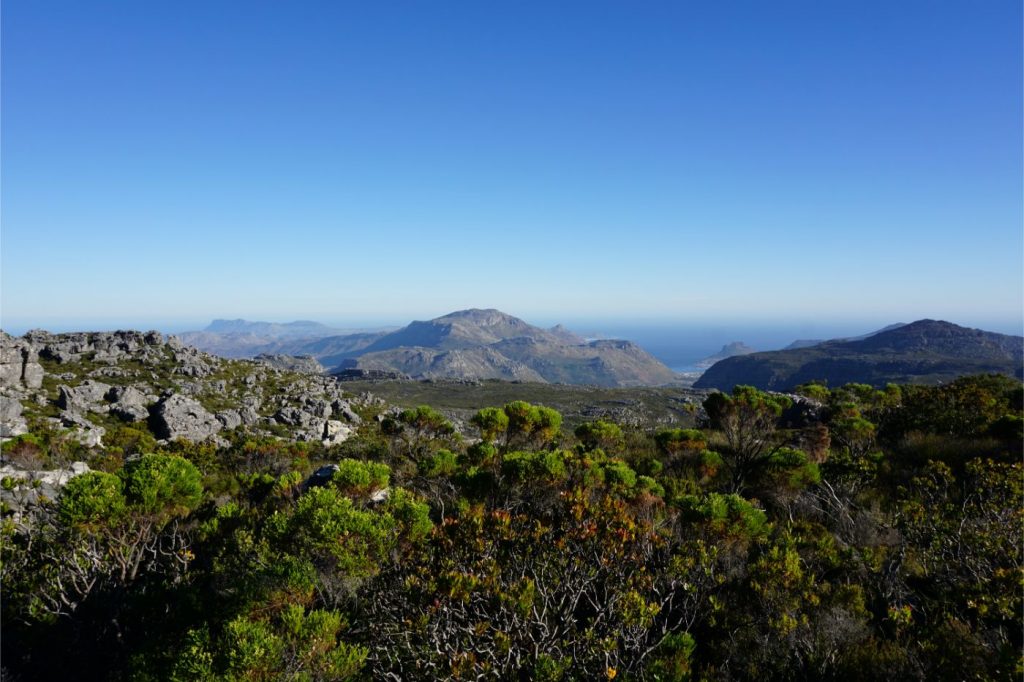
left=183, top=309, right=678, bottom=387
left=694, top=320, right=1023, bottom=391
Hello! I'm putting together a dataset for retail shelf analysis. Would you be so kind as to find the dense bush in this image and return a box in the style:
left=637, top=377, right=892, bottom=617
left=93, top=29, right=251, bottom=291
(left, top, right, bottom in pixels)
left=2, top=376, right=1021, bottom=680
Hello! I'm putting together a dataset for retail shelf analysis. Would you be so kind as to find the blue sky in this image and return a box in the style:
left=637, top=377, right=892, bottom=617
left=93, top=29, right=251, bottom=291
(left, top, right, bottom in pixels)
left=2, top=1, right=1022, bottom=335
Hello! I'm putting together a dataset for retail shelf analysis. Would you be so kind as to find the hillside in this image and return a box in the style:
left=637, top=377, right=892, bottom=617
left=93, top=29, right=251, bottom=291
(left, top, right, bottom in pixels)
left=182, top=309, right=678, bottom=387
left=341, top=310, right=676, bottom=387
left=178, top=320, right=389, bottom=359
left=694, top=319, right=1024, bottom=391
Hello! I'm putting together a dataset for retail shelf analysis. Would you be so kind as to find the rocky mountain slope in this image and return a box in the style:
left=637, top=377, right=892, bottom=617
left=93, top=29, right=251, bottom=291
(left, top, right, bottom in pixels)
left=339, top=310, right=677, bottom=387
left=781, top=323, right=908, bottom=351
left=694, top=320, right=1024, bottom=391
left=178, top=320, right=389, bottom=359
left=182, top=309, right=679, bottom=387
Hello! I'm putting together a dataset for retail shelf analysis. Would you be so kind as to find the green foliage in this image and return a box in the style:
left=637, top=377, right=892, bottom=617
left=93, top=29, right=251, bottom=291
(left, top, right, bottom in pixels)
left=399, top=404, right=454, bottom=438
left=675, top=493, right=769, bottom=539
left=471, top=407, right=509, bottom=443
left=286, top=486, right=396, bottom=577
left=502, top=450, right=569, bottom=484
left=58, top=471, right=126, bottom=527
left=647, top=631, right=696, bottom=681
left=385, top=487, right=433, bottom=546
left=102, top=425, right=158, bottom=457
left=5, top=374, right=1022, bottom=681
left=654, top=428, right=706, bottom=455
left=795, top=381, right=830, bottom=402
left=602, top=459, right=638, bottom=492
left=331, top=458, right=390, bottom=495
left=120, top=454, right=203, bottom=517
left=498, top=400, right=564, bottom=449
left=419, top=448, right=459, bottom=477
left=575, top=419, right=625, bottom=452
left=765, top=447, right=821, bottom=489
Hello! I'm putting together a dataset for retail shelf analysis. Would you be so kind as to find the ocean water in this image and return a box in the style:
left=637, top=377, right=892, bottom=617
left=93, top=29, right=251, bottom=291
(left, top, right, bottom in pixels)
left=565, top=321, right=904, bottom=371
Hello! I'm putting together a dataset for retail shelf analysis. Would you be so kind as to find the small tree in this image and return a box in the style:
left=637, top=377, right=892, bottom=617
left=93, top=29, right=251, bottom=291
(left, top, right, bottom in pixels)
left=704, top=386, right=792, bottom=492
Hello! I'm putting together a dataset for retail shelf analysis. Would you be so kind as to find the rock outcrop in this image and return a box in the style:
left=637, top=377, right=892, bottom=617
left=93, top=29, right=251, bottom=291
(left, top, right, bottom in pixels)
left=0, top=332, right=44, bottom=391
left=149, top=394, right=223, bottom=442
left=0, top=396, right=28, bottom=437
left=0, top=329, right=374, bottom=454
left=253, top=354, right=324, bottom=374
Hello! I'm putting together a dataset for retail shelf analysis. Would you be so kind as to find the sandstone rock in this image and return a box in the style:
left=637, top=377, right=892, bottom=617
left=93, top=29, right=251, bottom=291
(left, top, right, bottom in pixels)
left=305, top=399, right=333, bottom=419
left=0, top=396, right=28, bottom=437
left=332, top=399, right=362, bottom=424
left=239, top=406, right=261, bottom=425
left=111, top=403, right=150, bottom=423
left=274, top=407, right=320, bottom=429
left=71, top=425, right=105, bottom=448
left=0, top=334, right=44, bottom=390
left=322, top=420, right=354, bottom=445
left=58, top=380, right=112, bottom=411
left=216, top=410, right=243, bottom=430
left=0, top=461, right=91, bottom=521
left=150, top=394, right=222, bottom=442
left=254, top=354, right=324, bottom=374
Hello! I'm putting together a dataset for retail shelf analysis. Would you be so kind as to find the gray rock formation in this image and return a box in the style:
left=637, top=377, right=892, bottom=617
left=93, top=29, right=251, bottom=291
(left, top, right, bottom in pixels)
left=0, top=332, right=44, bottom=390
left=107, top=385, right=154, bottom=422
left=0, top=461, right=91, bottom=521
left=0, top=396, right=28, bottom=437
left=58, top=380, right=113, bottom=412
left=253, top=354, right=324, bottom=374
left=216, top=410, right=243, bottom=430
left=150, top=394, right=222, bottom=441
left=322, top=420, right=354, bottom=445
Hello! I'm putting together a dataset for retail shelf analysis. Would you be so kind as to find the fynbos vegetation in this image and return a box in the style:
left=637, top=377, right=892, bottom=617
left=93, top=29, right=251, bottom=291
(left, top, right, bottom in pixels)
left=1, top=332, right=1021, bottom=680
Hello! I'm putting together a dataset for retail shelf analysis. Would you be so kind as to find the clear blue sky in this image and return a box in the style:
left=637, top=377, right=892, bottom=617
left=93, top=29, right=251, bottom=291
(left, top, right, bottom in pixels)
left=2, top=1, right=1022, bottom=334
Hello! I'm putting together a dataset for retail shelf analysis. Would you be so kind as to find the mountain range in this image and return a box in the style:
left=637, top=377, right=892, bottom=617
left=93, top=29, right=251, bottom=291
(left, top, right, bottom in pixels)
left=181, top=309, right=679, bottom=387
left=694, top=320, right=1024, bottom=391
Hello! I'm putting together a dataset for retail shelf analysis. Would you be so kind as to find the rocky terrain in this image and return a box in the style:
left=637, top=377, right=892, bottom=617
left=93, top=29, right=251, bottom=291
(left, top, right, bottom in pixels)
left=695, top=319, right=1024, bottom=391
left=182, top=309, right=681, bottom=387
left=0, top=329, right=369, bottom=448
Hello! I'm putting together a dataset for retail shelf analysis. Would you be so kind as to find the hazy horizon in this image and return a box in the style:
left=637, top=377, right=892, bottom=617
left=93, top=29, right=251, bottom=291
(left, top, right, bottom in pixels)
left=4, top=309, right=1022, bottom=371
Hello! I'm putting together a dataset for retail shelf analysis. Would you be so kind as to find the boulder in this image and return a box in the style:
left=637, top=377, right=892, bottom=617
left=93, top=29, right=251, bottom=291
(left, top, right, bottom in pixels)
left=274, top=407, right=320, bottom=429
left=322, top=420, right=354, bottom=446
left=57, top=380, right=112, bottom=411
left=0, top=396, right=28, bottom=437
left=239, top=406, right=261, bottom=426
left=150, top=394, right=222, bottom=442
left=332, top=399, right=362, bottom=425
left=216, top=410, right=243, bottom=430
left=304, top=464, right=339, bottom=489
left=0, top=334, right=44, bottom=390
left=111, top=402, right=150, bottom=423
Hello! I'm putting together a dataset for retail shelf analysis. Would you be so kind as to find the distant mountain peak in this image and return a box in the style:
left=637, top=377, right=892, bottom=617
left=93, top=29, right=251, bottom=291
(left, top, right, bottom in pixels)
left=433, top=308, right=526, bottom=326
left=695, top=341, right=756, bottom=369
